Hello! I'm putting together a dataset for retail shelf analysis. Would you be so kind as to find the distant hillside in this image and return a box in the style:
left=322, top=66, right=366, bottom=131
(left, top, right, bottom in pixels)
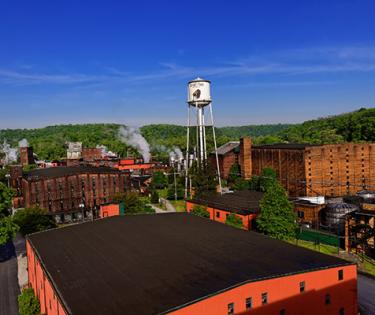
left=280, top=107, right=375, bottom=144
left=0, top=108, right=374, bottom=161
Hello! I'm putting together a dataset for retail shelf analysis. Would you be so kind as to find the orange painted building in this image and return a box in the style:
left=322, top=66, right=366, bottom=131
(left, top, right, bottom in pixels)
left=26, top=213, right=357, bottom=315
left=186, top=190, right=263, bottom=230
left=99, top=202, right=124, bottom=218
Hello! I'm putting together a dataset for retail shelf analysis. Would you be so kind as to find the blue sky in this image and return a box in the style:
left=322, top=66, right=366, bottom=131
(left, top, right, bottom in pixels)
left=0, top=0, right=375, bottom=128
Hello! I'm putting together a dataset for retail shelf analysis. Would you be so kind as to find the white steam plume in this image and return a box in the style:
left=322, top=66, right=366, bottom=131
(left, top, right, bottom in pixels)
left=118, top=127, right=151, bottom=163
left=96, top=144, right=117, bottom=158
left=18, top=138, right=29, bottom=148
left=0, top=140, right=18, bottom=164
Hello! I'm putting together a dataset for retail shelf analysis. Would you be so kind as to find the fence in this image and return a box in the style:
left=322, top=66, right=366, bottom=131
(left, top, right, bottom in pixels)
left=296, top=227, right=339, bottom=247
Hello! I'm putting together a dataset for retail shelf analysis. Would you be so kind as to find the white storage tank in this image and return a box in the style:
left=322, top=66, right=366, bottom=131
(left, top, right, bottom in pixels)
left=187, top=77, right=211, bottom=106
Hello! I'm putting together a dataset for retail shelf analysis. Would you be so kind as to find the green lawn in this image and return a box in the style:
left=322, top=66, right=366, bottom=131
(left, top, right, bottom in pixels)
left=286, top=239, right=375, bottom=277
left=169, top=200, right=186, bottom=212
left=156, top=188, right=168, bottom=199
left=286, top=239, right=338, bottom=255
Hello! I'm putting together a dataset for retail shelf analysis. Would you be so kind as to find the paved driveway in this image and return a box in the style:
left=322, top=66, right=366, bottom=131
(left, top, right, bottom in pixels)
left=358, top=274, right=375, bottom=315
left=0, top=241, right=19, bottom=315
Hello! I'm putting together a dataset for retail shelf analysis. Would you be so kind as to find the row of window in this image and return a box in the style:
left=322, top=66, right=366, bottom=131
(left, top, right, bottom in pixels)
left=227, top=270, right=343, bottom=315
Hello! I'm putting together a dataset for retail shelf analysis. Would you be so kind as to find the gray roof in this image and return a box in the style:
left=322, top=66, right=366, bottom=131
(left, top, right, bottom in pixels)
left=215, top=141, right=240, bottom=155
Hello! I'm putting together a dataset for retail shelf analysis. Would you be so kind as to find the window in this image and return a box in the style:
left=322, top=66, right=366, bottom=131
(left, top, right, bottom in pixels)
left=338, top=269, right=343, bottom=281
left=280, top=309, right=286, bottom=315
left=339, top=307, right=345, bottom=315
left=300, top=281, right=305, bottom=293
left=245, top=297, right=252, bottom=310
left=325, top=294, right=331, bottom=305
left=297, top=211, right=304, bottom=219
left=216, top=211, right=220, bottom=218
left=227, top=303, right=234, bottom=315
left=262, top=292, right=268, bottom=305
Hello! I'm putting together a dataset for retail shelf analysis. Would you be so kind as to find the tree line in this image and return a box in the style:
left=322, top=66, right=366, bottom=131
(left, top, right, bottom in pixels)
left=1, top=107, right=373, bottom=162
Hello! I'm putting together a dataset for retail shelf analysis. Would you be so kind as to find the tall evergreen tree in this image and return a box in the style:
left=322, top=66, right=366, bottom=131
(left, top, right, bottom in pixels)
left=256, top=181, right=297, bottom=240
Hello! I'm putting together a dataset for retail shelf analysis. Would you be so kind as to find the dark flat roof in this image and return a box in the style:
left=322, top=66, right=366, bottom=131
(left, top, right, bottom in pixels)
left=191, top=190, right=263, bottom=215
left=28, top=213, right=352, bottom=315
left=24, top=166, right=122, bottom=181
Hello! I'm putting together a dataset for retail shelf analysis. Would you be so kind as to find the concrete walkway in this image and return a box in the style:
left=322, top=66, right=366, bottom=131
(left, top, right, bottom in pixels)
left=149, top=199, right=176, bottom=214
left=160, top=198, right=177, bottom=212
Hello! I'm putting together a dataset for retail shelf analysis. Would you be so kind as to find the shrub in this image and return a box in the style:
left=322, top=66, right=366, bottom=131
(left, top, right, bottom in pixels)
left=225, top=213, right=243, bottom=229
left=150, top=190, right=159, bottom=204
left=232, top=178, right=249, bottom=191
left=0, top=216, right=19, bottom=245
left=18, top=287, right=40, bottom=315
left=13, top=207, right=56, bottom=236
left=191, top=205, right=209, bottom=218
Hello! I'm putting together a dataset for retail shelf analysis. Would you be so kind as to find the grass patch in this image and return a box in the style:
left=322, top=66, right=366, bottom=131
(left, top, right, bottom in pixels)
left=286, top=239, right=338, bottom=256
left=169, top=200, right=186, bottom=212
left=287, top=239, right=375, bottom=277
left=157, top=188, right=168, bottom=199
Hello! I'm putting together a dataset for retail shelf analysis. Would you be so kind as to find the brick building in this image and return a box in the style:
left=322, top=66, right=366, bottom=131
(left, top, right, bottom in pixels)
left=21, top=166, right=128, bottom=222
left=214, top=139, right=375, bottom=197
left=20, top=146, right=35, bottom=166
left=27, top=213, right=357, bottom=315
left=186, top=190, right=262, bottom=230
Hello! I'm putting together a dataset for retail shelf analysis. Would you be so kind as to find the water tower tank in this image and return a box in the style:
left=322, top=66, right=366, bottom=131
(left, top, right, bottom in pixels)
left=324, top=202, right=358, bottom=230
left=187, top=77, right=211, bottom=106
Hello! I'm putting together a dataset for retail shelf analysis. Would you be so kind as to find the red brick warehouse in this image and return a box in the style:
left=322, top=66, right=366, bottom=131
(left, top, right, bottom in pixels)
left=26, top=213, right=357, bottom=315
left=20, top=166, right=129, bottom=222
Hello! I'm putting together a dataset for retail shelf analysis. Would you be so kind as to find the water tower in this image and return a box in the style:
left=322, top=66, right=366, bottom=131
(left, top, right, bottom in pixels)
left=185, top=77, right=222, bottom=196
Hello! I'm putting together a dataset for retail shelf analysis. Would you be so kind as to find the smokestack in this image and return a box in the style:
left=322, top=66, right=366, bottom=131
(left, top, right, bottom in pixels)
left=239, top=137, right=252, bottom=180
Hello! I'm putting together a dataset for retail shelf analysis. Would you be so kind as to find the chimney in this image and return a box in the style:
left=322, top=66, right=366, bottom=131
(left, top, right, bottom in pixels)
left=20, top=147, right=35, bottom=166
left=239, top=137, right=252, bottom=179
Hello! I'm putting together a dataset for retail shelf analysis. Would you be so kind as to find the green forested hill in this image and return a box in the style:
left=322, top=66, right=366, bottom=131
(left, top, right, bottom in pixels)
left=281, top=107, right=375, bottom=144
left=0, top=107, right=374, bottom=161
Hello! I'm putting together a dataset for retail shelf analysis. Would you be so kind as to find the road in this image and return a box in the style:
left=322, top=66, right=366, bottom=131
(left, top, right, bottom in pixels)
left=358, top=274, right=375, bottom=315
left=0, top=241, right=20, bottom=315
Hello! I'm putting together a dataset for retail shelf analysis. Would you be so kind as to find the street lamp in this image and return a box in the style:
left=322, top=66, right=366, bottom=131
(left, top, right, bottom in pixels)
left=79, top=203, right=85, bottom=222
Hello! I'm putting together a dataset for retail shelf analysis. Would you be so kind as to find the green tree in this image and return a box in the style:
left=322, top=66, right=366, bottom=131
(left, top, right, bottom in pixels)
left=191, top=205, right=210, bottom=218
left=248, top=175, right=260, bottom=191
left=0, top=216, right=19, bottom=245
left=18, top=287, right=40, bottom=315
left=0, top=182, right=15, bottom=218
left=112, top=192, right=155, bottom=214
left=167, top=184, right=184, bottom=200
left=228, top=163, right=241, bottom=184
left=189, top=161, right=217, bottom=198
left=150, top=190, right=160, bottom=204
left=232, top=178, right=249, bottom=191
left=13, top=206, right=56, bottom=236
left=256, top=181, right=297, bottom=240
left=151, top=171, right=168, bottom=189
left=259, top=167, right=277, bottom=192
left=225, top=213, right=243, bottom=229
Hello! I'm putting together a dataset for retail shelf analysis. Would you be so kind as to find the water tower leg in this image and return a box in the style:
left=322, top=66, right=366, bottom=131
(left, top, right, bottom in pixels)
left=202, top=108, right=207, bottom=160
left=198, top=106, right=205, bottom=164
left=185, top=105, right=191, bottom=199
left=209, top=103, right=222, bottom=194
